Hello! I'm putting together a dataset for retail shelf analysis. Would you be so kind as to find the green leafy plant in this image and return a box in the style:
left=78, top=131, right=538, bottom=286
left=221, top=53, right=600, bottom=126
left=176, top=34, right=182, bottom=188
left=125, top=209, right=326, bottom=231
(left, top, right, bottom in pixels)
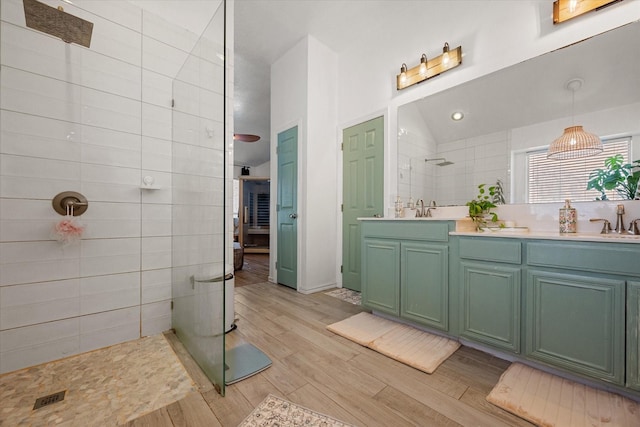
left=586, top=154, right=640, bottom=200
left=466, top=183, right=501, bottom=230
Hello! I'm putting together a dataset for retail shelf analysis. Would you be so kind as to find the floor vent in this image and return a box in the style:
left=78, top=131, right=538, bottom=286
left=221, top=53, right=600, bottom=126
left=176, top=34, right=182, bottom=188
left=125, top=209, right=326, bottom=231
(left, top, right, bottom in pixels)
left=33, top=390, right=66, bottom=410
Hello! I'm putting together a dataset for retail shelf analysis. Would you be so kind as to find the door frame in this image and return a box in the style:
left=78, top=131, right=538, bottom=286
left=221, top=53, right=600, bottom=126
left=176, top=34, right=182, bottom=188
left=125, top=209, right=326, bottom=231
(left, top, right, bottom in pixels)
left=271, top=120, right=303, bottom=286
left=336, top=109, right=390, bottom=288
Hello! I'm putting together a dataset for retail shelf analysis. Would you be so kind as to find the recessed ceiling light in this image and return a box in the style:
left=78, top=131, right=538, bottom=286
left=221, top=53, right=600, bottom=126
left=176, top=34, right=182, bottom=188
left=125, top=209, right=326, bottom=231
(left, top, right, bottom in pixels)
left=451, top=111, right=464, bottom=121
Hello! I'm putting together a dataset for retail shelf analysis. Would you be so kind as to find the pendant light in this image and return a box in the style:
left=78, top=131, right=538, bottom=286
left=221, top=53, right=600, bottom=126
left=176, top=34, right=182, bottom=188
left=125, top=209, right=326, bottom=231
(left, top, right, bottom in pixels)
left=547, top=78, right=603, bottom=160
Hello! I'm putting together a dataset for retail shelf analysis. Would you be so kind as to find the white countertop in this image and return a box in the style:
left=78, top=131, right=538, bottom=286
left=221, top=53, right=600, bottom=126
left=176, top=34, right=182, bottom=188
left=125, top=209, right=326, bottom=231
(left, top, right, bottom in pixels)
left=451, top=230, right=640, bottom=244
left=358, top=217, right=465, bottom=221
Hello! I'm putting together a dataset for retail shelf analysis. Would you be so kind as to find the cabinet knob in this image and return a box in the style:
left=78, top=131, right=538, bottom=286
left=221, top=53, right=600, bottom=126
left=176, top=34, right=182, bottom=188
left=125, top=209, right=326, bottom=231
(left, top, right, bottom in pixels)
left=289, top=213, right=298, bottom=219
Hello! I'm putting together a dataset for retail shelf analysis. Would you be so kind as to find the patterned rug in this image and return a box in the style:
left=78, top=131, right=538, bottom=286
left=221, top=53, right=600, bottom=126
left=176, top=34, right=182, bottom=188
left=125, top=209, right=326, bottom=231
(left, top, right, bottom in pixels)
left=0, top=334, right=196, bottom=425
left=324, top=288, right=361, bottom=305
left=487, top=363, right=640, bottom=426
left=238, top=394, right=353, bottom=427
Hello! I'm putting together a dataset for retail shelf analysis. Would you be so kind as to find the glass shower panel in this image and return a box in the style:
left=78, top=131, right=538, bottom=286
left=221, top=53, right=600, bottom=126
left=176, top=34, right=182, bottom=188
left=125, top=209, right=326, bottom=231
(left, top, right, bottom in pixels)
left=171, top=1, right=228, bottom=394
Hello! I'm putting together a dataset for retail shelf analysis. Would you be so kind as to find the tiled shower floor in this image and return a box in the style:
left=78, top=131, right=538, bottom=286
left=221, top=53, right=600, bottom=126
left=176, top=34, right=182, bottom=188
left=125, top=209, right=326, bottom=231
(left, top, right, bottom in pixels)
left=0, top=334, right=196, bottom=425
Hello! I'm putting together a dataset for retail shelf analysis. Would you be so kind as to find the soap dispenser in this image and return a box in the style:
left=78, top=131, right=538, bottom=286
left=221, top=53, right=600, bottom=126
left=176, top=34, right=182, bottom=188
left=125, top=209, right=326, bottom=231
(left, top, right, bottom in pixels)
left=394, top=197, right=404, bottom=218
left=559, top=199, right=577, bottom=233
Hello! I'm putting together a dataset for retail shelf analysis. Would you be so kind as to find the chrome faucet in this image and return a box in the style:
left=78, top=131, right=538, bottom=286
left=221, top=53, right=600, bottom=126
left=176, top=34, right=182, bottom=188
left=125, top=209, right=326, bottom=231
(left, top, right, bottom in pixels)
left=425, top=200, right=437, bottom=217
left=415, top=199, right=425, bottom=217
left=630, top=219, right=640, bottom=235
left=614, top=204, right=627, bottom=234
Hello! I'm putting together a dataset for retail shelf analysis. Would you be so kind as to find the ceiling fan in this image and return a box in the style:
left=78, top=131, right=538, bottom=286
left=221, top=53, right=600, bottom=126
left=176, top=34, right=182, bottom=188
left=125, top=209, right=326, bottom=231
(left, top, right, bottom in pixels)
left=233, top=133, right=260, bottom=142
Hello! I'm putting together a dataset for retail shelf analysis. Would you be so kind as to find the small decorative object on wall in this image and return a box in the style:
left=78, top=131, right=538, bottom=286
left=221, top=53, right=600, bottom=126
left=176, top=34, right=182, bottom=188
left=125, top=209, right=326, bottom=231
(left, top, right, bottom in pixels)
left=553, top=0, right=623, bottom=25
left=397, top=42, right=462, bottom=90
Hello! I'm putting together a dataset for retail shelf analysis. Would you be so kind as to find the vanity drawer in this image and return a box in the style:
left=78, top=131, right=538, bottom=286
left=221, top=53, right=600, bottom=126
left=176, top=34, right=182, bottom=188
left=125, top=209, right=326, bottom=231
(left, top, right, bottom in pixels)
left=361, top=221, right=451, bottom=242
left=459, top=237, right=521, bottom=264
left=527, top=241, right=640, bottom=276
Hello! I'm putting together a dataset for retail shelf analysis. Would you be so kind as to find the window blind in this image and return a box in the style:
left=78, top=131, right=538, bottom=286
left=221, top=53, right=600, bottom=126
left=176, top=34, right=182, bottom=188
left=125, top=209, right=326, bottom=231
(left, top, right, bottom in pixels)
left=527, top=137, right=631, bottom=203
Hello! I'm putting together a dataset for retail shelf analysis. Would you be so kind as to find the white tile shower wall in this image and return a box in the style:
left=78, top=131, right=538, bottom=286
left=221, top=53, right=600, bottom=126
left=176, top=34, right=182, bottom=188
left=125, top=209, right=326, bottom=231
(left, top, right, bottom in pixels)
left=436, top=130, right=510, bottom=205
left=0, top=0, right=223, bottom=373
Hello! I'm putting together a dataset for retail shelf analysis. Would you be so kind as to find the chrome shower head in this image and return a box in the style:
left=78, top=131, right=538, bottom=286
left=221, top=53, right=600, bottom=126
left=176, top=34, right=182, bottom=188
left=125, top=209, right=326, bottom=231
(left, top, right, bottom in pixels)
left=425, top=158, right=454, bottom=166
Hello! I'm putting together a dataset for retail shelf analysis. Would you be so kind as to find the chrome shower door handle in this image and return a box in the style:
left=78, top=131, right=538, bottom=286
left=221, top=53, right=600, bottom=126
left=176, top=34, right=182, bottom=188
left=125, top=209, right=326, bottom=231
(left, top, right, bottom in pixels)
left=289, top=213, right=298, bottom=219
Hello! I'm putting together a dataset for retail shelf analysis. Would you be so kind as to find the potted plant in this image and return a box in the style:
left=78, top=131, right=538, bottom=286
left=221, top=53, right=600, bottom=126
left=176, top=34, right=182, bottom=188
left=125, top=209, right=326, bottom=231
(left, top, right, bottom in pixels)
left=586, top=154, right=640, bottom=200
left=466, top=183, right=501, bottom=230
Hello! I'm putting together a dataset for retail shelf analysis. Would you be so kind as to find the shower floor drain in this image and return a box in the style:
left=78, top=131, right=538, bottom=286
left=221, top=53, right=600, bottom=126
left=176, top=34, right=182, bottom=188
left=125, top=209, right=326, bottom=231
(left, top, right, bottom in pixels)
left=33, top=390, right=66, bottom=410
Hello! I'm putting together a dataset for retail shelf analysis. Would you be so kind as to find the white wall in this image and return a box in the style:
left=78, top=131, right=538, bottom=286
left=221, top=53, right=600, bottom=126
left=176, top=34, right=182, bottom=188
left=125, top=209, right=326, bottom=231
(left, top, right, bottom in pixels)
left=0, top=0, right=224, bottom=373
left=303, top=36, right=338, bottom=293
left=270, top=36, right=338, bottom=292
left=270, top=37, right=308, bottom=285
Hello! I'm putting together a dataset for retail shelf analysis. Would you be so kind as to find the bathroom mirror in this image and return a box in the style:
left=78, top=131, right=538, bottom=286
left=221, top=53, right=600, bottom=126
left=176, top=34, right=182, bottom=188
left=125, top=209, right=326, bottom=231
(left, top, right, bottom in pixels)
left=398, top=21, right=640, bottom=206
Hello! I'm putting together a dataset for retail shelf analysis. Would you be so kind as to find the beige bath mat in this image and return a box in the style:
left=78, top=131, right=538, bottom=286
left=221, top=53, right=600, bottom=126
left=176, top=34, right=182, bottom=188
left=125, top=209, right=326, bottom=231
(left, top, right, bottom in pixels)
left=368, top=323, right=460, bottom=374
left=327, top=312, right=459, bottom=374
left=487, top=363, right=640, bottom=427
left=326, top=311, right=401, bottom=346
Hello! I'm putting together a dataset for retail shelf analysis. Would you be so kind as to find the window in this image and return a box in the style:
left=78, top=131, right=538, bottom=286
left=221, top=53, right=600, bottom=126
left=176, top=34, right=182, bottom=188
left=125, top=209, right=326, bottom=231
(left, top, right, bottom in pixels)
left=526, top=137, right=631, bottom=203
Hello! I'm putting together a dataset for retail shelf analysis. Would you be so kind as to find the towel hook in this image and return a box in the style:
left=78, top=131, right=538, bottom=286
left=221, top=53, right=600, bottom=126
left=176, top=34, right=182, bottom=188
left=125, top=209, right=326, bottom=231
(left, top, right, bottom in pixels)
left=52, top=191, right=88, bottom=216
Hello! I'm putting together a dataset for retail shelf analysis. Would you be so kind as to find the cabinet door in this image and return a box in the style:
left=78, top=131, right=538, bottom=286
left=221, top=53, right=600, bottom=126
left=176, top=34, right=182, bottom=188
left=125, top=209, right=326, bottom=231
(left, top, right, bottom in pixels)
left=362, top=238, right=400, bottom=315
left=627, top=281, right=640, bottom=391
left=526, top=270, right=624, bottom=385
left=401, top=243, right=448, bottom=331
left=460, top=261, right=521, bottom=353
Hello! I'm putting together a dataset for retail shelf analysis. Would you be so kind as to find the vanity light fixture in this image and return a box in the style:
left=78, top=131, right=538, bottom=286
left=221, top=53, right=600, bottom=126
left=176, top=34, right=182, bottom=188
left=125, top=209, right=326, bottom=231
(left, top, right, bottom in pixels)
left=396, top=43, right=462, bottom=90
left=553, top=0, right=623, bottom=24
left=547, top=78, right=603, bottom=160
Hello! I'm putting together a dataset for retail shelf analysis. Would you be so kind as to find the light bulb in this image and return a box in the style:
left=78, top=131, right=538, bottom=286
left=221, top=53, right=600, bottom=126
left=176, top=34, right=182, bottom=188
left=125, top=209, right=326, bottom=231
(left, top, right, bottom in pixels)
left=419, top=54, right=427, bottom=76
left=569, top=0, right=578, bottom=13
left=399, top=63, right=408, bottom=84
left=442, top=42, right=450, bottom=67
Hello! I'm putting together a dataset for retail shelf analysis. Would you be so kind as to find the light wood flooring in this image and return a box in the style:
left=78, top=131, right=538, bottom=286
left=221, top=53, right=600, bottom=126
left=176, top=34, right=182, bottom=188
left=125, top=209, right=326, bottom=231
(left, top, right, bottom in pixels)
left=127, top=281, right=534, bottom=427
left=234, top=253, right=270, bottom=287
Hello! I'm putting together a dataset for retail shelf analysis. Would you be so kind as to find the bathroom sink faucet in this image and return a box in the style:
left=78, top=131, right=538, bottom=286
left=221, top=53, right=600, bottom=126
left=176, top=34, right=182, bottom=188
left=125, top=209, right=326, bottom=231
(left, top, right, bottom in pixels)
left=614, top=204, right=627, bottom=233
left=590, top=218, right=612, bottom=234
left=425, top=200, right=437, bottom=217
left=415, top=199, right=425, bottom=217
left=630, top=219, right=640, bottom=235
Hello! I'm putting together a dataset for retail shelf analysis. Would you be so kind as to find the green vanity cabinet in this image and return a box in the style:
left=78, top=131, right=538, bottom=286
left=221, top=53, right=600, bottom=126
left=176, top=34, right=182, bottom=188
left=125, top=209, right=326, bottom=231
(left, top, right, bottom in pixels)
left=525, top=242, right=630, bottom=386
left=458, top=237, right=522, bottom=353
left=361, top=220, right=452, bottom=330
left=401, top=242, right=448, bottom=331
left=525, top=270, right=625, bottom=385
left=627, top=281, right=640, bottom=391
left=362, top=237, right=400, bottom=315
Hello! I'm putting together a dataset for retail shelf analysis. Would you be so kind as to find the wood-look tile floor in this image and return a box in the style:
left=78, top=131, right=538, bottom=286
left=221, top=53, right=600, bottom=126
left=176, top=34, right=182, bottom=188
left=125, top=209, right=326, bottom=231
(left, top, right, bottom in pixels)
left=128, top=281, right=535, bottom=427
left=234, top=253, right=270, bottom=287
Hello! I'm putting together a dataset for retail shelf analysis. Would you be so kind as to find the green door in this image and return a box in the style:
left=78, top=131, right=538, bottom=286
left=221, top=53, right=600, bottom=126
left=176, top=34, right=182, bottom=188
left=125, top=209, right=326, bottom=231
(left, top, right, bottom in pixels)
left=342, top=116, right=384, bottom=291
left=277, top=127, right=298, bottom=289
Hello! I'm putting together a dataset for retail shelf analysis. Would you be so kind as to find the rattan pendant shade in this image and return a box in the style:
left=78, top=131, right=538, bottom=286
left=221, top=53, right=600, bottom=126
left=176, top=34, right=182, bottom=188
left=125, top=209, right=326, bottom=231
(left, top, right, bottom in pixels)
left=547, top=125, right=603, bottom=160
left=547, top=78, right=603, bottom=160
